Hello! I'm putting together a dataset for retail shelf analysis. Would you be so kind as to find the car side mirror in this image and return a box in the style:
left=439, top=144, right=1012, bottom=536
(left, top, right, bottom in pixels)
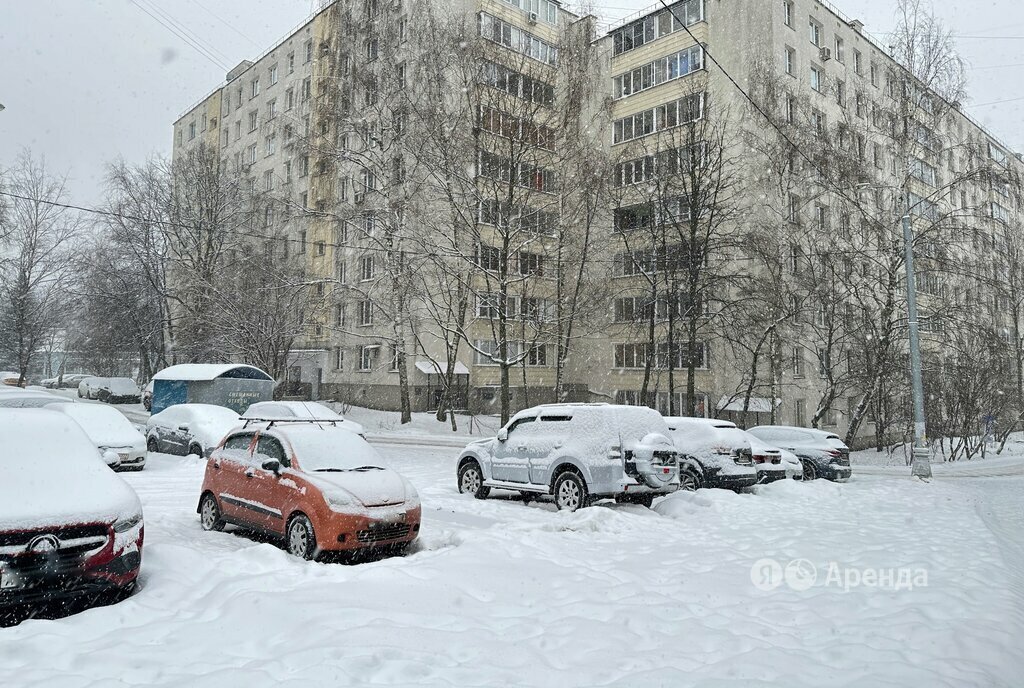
left=497, top=428, right=508, bottom=442
left=102, top=450, right=121, bottom=467
left=262, top=459, right=282, bottom=474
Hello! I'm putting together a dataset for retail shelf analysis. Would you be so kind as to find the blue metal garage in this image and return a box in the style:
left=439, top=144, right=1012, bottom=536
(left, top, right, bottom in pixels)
left=151, top=364, right=275, bottom=415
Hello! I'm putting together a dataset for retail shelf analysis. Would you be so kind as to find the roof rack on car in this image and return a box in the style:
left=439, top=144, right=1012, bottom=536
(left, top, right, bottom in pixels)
left=241, top=418, right=340, bottom=429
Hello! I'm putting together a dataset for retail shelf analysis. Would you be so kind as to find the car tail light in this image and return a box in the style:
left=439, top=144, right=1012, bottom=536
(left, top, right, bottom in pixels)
left=826, top=449, right=842, bottom=458
left=753, top=456, right=766, bottom=464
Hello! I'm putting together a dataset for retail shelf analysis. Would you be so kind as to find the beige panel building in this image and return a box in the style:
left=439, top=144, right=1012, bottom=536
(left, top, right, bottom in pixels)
left=172, top=0, right=1022, bottom=441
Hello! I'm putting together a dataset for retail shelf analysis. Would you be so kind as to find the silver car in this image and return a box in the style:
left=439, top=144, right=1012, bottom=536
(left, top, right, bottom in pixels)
left=456, top=404, right=680, bottom=511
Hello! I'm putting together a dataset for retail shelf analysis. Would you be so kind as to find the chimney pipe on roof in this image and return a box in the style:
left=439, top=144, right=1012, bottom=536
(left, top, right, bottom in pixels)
left=849, top=19, right=864, bottom=33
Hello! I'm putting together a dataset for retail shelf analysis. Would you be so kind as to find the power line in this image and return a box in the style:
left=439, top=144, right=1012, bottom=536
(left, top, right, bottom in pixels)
left=184, top=0, right=263, bottom=51
left=130, top=0, right=229, bottom=72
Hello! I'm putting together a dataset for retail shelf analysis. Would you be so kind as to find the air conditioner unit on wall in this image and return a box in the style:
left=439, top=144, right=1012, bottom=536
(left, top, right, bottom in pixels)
left=528, top=11, right=538, bottom=24
left=820, top=47, right=832, bottom=62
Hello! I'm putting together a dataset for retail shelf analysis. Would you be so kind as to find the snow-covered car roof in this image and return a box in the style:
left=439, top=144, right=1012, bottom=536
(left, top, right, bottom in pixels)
left=102, top=378, right=140, bottom=394
left=150, top=404, right=243, bottom=447
left=0, top=410, right=141, bottom=529
left=665, top=416, right=740, bottom=430
left=749, top=426, right=846, bottom=444
left=153, top=364, right=273, bottom=382
left=46, top=403, right=143, bottom=447
left=0, top=391, right=69, bottom=408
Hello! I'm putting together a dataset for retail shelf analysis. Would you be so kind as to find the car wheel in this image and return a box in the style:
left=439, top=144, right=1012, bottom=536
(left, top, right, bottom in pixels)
left=188, top=443, right=204, bottom=458
left=553, top=471, right=590, bottom=512
left=802, top=460, right=818, bottom=481
left=286, top=514, right=318, bottom=561
left=146, top=437, right=158, bottom=453
left=199, top=493, right=224, bottom=532
left=679, top=470, right=702, bottom=492
left=457, top=461, right=490, bottom=499
left=77, top=389, right=84, bottom=398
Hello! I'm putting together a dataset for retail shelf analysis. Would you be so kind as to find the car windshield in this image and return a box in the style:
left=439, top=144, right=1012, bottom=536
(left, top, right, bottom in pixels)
left=285, top=427, right=385, bottom=472
left=106, top=378, right=138, bottom=394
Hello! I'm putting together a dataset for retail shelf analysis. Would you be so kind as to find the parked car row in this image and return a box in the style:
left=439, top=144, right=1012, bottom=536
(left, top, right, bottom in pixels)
left=78, top=377, right=141, bottom=404
left=457, top=404, right=852, bottom=511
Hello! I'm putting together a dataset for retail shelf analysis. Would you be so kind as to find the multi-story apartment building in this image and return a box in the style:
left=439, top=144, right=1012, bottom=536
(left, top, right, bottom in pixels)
left=173, top=0, right=1022, bottom=442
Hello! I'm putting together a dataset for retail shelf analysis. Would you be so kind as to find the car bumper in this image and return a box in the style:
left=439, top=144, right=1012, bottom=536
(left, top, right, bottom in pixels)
left=0, top=543, right=142, bottom=610
left=823, top=464, right=852, bottom=481
left=703, top=469, right=758, bottom=490
left=755, top=466, right=789, bottom=484
left=317, top=506, right=422, bottom=553
left=105, top=396, right=141, bottom=404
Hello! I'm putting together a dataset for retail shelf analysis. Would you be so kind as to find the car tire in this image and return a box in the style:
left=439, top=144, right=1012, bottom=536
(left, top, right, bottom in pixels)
left=147, top=437, right=158, bottom=453
left=679, top=469, right=702, bottom=492
left=457, top=461, right=490, bottom=499
left=77, top=389, right=84, bottom=398
left=199, top=493, right=225, bottom=532
left=802, top=460, right=818, bottom=481
left=286, top=514, right=318, bottom=561
left=553, top=470, right=590, bottom=512
left=188, top=443, right=204, bottom=458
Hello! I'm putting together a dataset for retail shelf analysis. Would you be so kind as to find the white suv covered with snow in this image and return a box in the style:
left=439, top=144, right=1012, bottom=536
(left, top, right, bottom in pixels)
left=456, top=404, right=680, bottom=511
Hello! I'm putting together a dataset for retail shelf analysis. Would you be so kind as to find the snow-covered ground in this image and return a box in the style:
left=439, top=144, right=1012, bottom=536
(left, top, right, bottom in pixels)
left=3, top=438, right=1024, bottom=687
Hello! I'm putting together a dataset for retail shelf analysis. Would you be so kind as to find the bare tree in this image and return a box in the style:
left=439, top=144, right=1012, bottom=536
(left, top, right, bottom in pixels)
left=0, top=151, right=82, bottom=385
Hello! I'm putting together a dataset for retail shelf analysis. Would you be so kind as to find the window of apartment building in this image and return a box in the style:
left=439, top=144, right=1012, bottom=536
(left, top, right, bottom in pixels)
left=298, top=229, right=307, bottom=253
left=810, top=64, right=823, bottom=92
left=834, top=36, right=845, bottom=63
left=265, top=134, right=276, bottom=156
left=359, top=345, right=376, bottom=371
left=236, top=86, right=243, bottom=109
left=793, top=348, right=805, bottom=377
left=315, top=241, right=325, bottom=257
left=358, top=168, right=376, bottom=199
left=396, top=63, right=407, bottom=90
left=786, top=95, right=796, bottom=123
left=263, top=169, right=273, bottom=191
left=364, top=79, right=378, bottom=107
left=298, top=155, right=309, bottom=177
left=248, top=111, right=258, bottom=131
left=853, top=50, right=863, bottom=75
left=870, top=63, right=879, bottom=87
left=299, top=192, right=308, bottom=210
left=783, top=0, right=794, bottom=27
left=360, top=256, right=374, bottom=281
left=836, top=79, right=846, bottom=107
left=302, top=77, right=311, bottom=101
left=287, top=52, right=295, bottom=73
left=479, top=12, right=560, bottom=66
left=476, top=293, right=503, bottom=319
left=785, top=46, right=796, bottom=76
left=248, top=178, right=257, bottom=194
left=518, top=252, right=544, bottom=276
left=363, top=213, right=376, bottom=235
left=222, top=129, right=229, bottom=147
left=270, top=64, right=279, bottom=85
left=268, top=100, right=277, bottom=120
left=809, top=19, right=822, bottom=46
left=811, top=109, right=824, bottom=136
left=358, top=300, right=373, bottom=326
left=873, top=143, right=884, bottom=170
left=612, top=92, right=704, bottom=144
left=855, top=93, right=866, bottom=118
left=337, top=260, right=347, bottom=284
left=992, top=201, right=1011, bottom=223
left=614, top=343, right=650, bottom=369
left=284, top=88, right=294, bottom=111
left=611, top=0, right=704, bottom=56
left=247, top=144, right=258, bottom=164
left=814, top=204, right=827, bottom=230
left=910, top=156, right=937, bottom=186
left=251, top=78, right=260, bottom=99
left=304, top=40, right=313, bottom=64
left=609, top=45, right=703, bottom=98
left=788, top=194, right=801, bottom=224
left=365, top=38, right=379, bottom=62
left=303, top=115, right=311, bottom=136
left=366, top=0, right=380, bottom=18
left=188, top=122, right=196, bottom=140
left=334, top=347, right=344, bottom=371
left=477, top=244, right=504, bottom=272
left=335, top=303, right=347, bottom=328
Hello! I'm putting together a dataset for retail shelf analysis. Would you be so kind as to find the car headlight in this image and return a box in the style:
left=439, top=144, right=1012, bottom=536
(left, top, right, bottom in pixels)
left=402, top=479, right=421, bottom=508
left=323, top=490, right=353, bottom=509
left=114, top=513, right=143, bottom=533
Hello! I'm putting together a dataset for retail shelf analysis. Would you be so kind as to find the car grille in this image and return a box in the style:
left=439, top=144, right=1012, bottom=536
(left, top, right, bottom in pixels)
left=0, top=525, right=109, bottom=560
left=0, top=524, right=108, bottom=548
left=356, top=523, right=411, bottom=544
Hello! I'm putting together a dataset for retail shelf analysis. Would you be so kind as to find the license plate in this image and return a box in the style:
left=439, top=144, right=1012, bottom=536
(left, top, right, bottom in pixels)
left=119, top=453, right=129, bottom=461
left=0, top=566, right=24, bottom=590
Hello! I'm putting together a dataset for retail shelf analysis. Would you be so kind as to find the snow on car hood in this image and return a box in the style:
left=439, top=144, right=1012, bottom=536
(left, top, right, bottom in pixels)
left=105, top=378, right=140, bottom=395
left=0, top=410, right=142, bottom=530
left=49, top=403, right=145, bottom=448
left=306, top=468, right=412, bottom=508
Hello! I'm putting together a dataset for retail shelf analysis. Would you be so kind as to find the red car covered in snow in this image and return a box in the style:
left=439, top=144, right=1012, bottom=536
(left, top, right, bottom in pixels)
left=0, top=410, right=144, bottom=624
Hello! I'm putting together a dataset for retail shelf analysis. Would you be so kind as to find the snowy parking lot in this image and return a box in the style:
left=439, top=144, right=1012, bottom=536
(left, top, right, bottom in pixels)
left=3, top=434, right=1024, bottom=687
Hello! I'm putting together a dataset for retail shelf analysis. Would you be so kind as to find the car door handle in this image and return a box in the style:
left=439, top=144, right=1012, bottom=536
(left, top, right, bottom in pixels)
left=212, top=461, right=221, bottom=470
left=517, top=446, right=528, bottom=452
left=245, top=469, right=255, bottom=478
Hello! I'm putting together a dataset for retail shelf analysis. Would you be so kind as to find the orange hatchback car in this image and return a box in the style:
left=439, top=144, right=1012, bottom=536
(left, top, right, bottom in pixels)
left=197, top=421, right=421, bottom=559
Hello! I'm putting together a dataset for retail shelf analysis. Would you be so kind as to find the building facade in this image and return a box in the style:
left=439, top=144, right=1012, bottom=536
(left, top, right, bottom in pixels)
left=172, top=0, right=1023, bottom=442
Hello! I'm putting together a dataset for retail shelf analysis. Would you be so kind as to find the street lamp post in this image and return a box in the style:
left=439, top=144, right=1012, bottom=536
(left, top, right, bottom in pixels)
left=901, top=202, right=932, bottom=479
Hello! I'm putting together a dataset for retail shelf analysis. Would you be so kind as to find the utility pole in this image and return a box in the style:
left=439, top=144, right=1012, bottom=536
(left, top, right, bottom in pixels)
left=902, top=199, right=932, bottom=478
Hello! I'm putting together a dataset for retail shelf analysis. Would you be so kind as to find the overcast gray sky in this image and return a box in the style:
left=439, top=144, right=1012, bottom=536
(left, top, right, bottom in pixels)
left=1, top=0, right=1022, bottom=204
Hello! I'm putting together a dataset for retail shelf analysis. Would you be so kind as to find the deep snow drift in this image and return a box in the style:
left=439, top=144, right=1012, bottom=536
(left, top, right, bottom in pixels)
left=2, top=444, right=1024, bottom=687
